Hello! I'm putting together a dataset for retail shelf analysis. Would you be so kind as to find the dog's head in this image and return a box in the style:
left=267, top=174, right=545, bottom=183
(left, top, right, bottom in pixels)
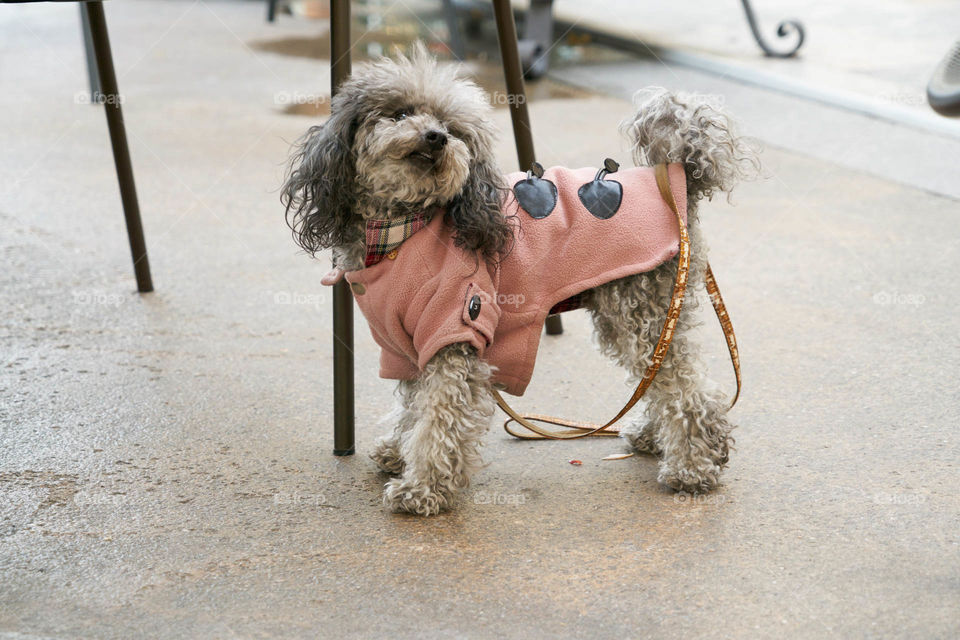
left=282, top=44, right=512, bottom=261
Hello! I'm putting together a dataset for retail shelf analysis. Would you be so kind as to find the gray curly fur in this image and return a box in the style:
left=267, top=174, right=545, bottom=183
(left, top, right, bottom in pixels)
left=283, top=48, right=758, bottom=515
left=587, top=221, right=734, bottom=492
left=621, top=88, right=760, bottom=204
left=282, top=103, right=359, bottom=254
left=589, top=87, right=759, bottom=491
left=372, top=344, right=495, bottom=515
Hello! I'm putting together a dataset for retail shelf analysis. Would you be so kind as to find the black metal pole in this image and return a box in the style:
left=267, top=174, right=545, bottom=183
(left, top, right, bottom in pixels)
left=84, top=2, right=153, bottom=293
left=492, top=0, right=534, bottom=170
left=330, top=0, right=355, bottom=456
left=491, top=0, right=562, bottom=335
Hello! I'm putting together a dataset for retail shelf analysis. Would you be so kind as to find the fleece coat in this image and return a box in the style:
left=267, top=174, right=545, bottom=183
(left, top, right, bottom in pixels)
left=340, top=163, right=687, bottom=396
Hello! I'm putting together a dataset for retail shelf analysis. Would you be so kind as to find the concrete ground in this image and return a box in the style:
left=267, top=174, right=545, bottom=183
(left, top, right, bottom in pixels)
left=1, top=1, right=959, bottom=638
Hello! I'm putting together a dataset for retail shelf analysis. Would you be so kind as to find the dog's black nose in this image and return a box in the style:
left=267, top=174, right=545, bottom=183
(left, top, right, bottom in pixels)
left=424, top=130, right=447, bottom=150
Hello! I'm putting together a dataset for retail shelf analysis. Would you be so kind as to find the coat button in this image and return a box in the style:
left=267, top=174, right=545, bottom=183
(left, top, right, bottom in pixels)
left=386, top=249, right=398, bottom=260
left=350, top=282, right=366, bottom=295
left=468, top=295, right=482, bottom=320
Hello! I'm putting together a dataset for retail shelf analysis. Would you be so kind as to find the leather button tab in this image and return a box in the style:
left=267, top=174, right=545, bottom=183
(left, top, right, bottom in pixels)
left=350, top=282, right=366, bottom=295
left=468, top=295, right=482, bottom=320
left=513, top=176, right=558, bottom=219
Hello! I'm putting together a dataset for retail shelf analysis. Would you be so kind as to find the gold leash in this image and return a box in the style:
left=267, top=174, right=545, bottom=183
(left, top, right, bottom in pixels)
left=492, top=163, right=741, bottom=440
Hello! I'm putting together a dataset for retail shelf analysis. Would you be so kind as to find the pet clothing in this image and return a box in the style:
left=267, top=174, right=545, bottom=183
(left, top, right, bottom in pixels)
left=338, top=162, right=688, bottom=396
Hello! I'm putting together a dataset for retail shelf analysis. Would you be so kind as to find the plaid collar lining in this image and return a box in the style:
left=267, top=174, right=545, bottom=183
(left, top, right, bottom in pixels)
left=364, top=207, right=442, bottom=267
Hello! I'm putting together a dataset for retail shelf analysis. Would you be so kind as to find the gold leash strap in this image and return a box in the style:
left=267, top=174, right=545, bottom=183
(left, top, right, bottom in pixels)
left=704, top=264, right=741, bottom=407
left=492, top=163, right=691, bottom=439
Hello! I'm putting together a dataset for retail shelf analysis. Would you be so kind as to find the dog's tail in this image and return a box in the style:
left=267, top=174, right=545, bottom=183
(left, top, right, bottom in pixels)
left=620, top=88, right=760, bottom=204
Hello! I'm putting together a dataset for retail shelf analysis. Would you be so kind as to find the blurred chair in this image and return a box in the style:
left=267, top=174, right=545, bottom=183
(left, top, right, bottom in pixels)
left=446, top=0, right=804, bottom=78
left=3, top=0, right=153, bottom=292
left=441, top=0, right=554, bottom=78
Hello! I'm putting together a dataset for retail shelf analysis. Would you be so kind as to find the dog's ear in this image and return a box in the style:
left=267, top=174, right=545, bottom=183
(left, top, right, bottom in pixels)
left=447, top=150, right=514, bottom=262
left=282, top=107, right=359, bottom=255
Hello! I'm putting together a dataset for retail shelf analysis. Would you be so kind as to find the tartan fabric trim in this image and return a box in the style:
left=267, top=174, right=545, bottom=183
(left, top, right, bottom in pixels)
left=364, top=207, right=441, bottom=267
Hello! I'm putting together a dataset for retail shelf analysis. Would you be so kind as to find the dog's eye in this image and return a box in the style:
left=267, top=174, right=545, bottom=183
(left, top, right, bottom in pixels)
left=392, top=109, right=409, bottom=121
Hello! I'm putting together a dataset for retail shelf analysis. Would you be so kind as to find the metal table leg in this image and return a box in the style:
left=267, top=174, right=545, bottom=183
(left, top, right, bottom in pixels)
left=83, top=1, right=153, bottom=293
left=330, top=0, right=355, bottom=456
left=491, top=0, right=562, bottom=336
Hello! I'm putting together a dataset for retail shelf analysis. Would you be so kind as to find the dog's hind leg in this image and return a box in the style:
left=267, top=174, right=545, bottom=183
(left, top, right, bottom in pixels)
left=370, top=380, right=417, bottom=475
left=382, top=343, right=495, bottom=515
left=588, top=246, right=733, bottom=493
left=587, top=265, right=677, bottom=457
left=641, top=312, right=734, bottom=493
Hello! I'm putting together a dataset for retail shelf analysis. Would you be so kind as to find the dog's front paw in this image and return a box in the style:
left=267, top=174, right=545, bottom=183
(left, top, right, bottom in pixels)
left=370, top=437, right=405, bottom=475
left=620, top=419, right=661, bottom=455
left=383, top=478, right=451, bottom=516
left=658, top=459, right=724, bottom=494
left=657, top=413, right=731, bottom=493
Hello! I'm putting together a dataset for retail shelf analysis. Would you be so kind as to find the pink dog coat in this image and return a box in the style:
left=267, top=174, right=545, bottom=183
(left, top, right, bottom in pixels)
left=338, top=163, right=687, bottom=396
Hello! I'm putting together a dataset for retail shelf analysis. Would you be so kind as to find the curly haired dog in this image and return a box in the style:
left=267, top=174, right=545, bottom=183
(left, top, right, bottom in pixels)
left=283, top=45, right=758, bottom=516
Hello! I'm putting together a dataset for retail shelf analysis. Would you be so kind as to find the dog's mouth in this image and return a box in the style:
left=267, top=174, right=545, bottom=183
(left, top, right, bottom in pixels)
left=406, top=149, right=440, bottom=166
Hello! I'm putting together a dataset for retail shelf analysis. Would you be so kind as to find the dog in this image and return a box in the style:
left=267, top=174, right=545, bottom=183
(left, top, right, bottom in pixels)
left=282, top=45, right=759, bottom=515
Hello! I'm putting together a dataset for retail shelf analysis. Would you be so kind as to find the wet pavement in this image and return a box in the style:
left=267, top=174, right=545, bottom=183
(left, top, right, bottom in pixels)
left=1, top=1, right=959, bottom=638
